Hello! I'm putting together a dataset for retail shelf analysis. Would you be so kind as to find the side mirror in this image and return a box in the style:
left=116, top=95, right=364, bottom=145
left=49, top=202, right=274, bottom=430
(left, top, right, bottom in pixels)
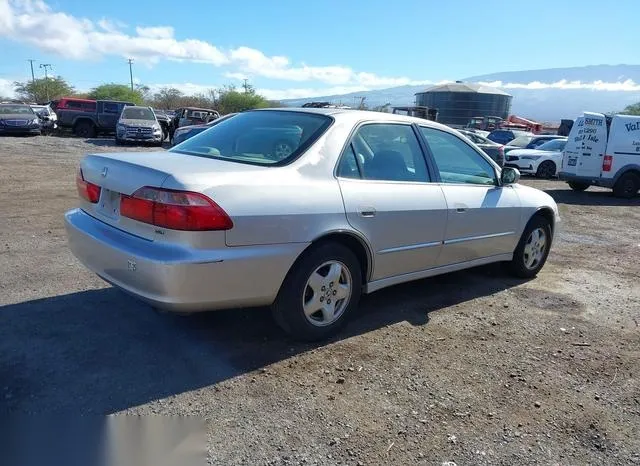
left=501, top=166, right=520, bottom=185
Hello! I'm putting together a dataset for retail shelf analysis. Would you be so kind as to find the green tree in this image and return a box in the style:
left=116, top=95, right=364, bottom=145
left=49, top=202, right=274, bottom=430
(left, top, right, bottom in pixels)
left=14, top=77, right=75, bottom=103
left=216, top=85, right=271, bottom=114
left=88, top=83, right=144, bottom=104
left=151, top=87, right=184, bottom=109
left=621, top=102, right=640, bottom=115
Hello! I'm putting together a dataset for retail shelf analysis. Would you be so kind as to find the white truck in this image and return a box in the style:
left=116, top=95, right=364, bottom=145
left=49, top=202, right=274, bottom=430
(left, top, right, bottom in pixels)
left=559, top=112, right=640, bottom=198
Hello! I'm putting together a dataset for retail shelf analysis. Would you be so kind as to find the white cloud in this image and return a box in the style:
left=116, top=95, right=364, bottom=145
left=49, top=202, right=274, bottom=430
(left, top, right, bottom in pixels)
left=0, top=0, right=227, bottom=64
left=0, top=0, right=426, bottom=88
left=481, top=79, right=640, bottom=92
left=0, top=78, right=15, bottom=97
left=135, top=26, right=174, bottom=39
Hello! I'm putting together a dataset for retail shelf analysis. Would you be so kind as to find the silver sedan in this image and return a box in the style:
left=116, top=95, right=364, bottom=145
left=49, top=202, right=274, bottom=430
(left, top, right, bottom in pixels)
left=65, top=108, right=560, bottom=340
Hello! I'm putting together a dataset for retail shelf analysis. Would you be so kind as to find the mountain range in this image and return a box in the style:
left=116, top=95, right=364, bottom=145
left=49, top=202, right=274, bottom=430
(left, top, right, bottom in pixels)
left=282, top=65, right=640, bottom=122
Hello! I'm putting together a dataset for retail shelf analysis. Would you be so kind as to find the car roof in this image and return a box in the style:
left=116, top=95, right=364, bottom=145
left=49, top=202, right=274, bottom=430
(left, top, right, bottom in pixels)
left=250, top=107, right=457, bottom=132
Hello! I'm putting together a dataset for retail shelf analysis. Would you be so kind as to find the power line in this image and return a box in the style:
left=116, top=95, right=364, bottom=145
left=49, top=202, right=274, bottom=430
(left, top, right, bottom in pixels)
left=127, top=59, right=134, bottom=91
left=39, top=63, right=52, bottom=102
left=27, top=59, right=36, bottom=83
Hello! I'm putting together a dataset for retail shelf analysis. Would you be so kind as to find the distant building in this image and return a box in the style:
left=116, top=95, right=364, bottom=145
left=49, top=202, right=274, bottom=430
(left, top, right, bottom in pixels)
left=415, top=81, right=512, bottom=127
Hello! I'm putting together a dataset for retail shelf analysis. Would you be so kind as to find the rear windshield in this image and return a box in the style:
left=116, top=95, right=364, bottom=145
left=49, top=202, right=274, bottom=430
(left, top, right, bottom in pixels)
left=507, top=135, right=533, bottom=147
left=0, top=105, right=35, bottom=115
left=537, top=139, right=567, bottom=151
left=171, top=110, right=333, bottom=166
left=121, top=107, right=155, bottom=120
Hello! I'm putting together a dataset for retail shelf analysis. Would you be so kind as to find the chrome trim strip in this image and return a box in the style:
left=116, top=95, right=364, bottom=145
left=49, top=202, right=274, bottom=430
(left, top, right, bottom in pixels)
left=378, top=241, right=441, bottom=254
left=444, top=231, right=515, bottom=245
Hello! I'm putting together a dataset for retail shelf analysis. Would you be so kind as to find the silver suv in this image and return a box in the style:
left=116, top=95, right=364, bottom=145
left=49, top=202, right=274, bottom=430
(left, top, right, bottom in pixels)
left=115, top=106, right=163, bottom=146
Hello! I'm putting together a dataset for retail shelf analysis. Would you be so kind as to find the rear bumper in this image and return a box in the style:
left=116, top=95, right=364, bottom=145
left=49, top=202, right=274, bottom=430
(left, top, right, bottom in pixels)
left=64, top=209, right=307, bottom=312
left=558, top=172, right=614, bottom=188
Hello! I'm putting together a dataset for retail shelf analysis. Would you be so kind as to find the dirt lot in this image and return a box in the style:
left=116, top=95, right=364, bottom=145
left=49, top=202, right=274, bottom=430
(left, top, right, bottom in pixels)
left=1, top=135, right=639, bottom=465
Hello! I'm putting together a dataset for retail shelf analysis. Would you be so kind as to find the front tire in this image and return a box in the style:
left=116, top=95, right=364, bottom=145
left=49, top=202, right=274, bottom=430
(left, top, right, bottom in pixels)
left=74, top=121, right=95, bottom=138
left=612, top=172, right=640, bottom=199
left=568, top=182, right=589, bottom=192
left=508, top=215, right=552, bottom=278
left=536, top=160, right=556, bottom=179
left=271, top=242, right=362, bottom=341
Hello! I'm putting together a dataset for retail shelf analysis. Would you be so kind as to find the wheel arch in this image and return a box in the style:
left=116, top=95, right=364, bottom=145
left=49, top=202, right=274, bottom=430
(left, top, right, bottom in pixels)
left=73, top=117, right=96, bottom=129
left=612, top=165, right=640, bottom=184
left=306, top=230, right=373, bottom=284
left=532, top=206, right=556, bottom=234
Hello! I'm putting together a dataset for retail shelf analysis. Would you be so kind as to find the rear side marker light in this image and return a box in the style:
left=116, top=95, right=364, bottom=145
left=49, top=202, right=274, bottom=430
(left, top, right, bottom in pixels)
left=76, top=168, right=101, bottom=203
left=120, top=187, right=233, bottom=231
left=602, top=155, right=613, bottom=172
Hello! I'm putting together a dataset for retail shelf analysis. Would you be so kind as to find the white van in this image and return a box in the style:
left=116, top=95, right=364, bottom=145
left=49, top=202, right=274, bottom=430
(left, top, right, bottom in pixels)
left=559, top=112, right=640, bottom=198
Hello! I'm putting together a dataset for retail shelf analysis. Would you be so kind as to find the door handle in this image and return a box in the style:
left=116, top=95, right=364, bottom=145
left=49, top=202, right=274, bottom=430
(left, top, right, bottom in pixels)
left=455, top=204, right=467, bottom=213
left=359, top=207, right=376, bottom=218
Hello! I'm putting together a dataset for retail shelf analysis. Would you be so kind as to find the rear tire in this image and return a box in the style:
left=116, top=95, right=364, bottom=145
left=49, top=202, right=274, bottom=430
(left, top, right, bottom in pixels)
left=74, top=121, right=95, bottom=138
left=271, top=242, right=362, bottom=341
left=508, top=215, right=552, bottom=279
left=612, top=172, right=640, bottom=199
left=536, top=160, right=556, bottom=179
left=568, top=182, right=589, bottom=192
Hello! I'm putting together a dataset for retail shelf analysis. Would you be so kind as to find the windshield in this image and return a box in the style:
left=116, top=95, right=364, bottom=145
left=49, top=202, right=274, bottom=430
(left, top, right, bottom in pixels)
left=171, top=110, right=332, bottom=165
left=121, top=107, right=155, bottom=120
left=537, top=139, right=567, bottom=151
left=507, top=135, right=533, bottom=147
left=0, top=105, right=35, bottom=115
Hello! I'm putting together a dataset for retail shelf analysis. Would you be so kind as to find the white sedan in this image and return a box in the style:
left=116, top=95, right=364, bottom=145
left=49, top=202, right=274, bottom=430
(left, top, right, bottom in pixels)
left=65, top=108, right=559, bottom=340
left=504, top=138, right=568, bottom=178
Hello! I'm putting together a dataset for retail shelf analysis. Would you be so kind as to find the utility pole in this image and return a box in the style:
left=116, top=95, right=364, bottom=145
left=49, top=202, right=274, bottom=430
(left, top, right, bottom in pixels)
left=39, top=63, right=52, bottom=102
left=27, top=59, right=36, bottom=84
left=127, top=59, right=134, bottom=91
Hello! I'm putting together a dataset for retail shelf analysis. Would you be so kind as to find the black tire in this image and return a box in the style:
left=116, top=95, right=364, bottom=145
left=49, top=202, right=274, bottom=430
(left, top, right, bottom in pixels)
left=74, top=121, right=95, bottom=138
left=536, top=160, right=556, bottom=179
left=271, top=242, right=362, bottom=341
left=568, top=182, right=589, bottom=192
left=115, top=136, right=123, bottom=146
left=507, top=215, right=553, bottom=279
left=612, top=172, right=640, bottom=199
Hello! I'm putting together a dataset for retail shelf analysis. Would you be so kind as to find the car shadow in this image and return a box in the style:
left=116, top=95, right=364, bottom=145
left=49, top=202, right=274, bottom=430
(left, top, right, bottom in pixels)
left=0, top=264, right=527, bottom=414
left=544, top=187, right=640, bottom=206
left=82, top=138, right=169, bottom=149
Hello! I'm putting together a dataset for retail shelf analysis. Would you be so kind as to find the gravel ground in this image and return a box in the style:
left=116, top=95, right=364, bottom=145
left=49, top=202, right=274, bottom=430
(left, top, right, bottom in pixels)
left=1, top=135, right=639, bottom=465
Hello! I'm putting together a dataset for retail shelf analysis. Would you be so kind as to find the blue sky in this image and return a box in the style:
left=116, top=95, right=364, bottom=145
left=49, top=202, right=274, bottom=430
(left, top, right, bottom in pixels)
left=1, top=0, right=638, bottom=99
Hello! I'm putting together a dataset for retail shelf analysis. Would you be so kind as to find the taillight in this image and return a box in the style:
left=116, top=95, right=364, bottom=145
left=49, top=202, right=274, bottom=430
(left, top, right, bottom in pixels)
left=603, top=155, right=613, bottom=172
left=76, top=169, right=101, bottom=203
left=120, top=187, right=233, bottom=231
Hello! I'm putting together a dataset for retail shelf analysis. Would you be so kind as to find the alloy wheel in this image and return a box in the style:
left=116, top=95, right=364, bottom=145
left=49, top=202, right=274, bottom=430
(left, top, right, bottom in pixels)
left=523, top=227, right=547, bottom=270
left=302, top=261, right=352, bottom=327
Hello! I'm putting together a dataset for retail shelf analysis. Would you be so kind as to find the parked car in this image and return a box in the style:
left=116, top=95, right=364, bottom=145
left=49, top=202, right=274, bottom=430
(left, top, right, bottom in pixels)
left=504, top=138, right=567, bottom=178
left=151, top=108, right=171, bottom=141
left=170, top=107, right=220, bottom=137
left=30, top=104, right=57, bottom=133
left=65, top=109, right=559, bottom=341
left=0, top=103, right=41, bottom=135
left=171, top=113, right=237, bottom=146
left=115, top=106, right=164, bottom=146
left=56, top=98, right=134, bottom=137
left=560, top=112, right=640, bottom=198
left=487, top=129, right=532, bottom=145
left=458, top=129, right=505, bottom=166
left=502, top=134, right=566, bottom=159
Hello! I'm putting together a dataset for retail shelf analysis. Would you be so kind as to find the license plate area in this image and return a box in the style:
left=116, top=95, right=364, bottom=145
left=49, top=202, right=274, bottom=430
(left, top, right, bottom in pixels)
left=567, top=158, right=577, bottom=166
left=97, top=189, right=121, bottom=219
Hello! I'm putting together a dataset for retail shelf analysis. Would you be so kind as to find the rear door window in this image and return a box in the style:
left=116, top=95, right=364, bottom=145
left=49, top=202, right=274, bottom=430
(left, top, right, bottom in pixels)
left=103, top=103, right=120, bottom=114
left=339, top=123, right=429, bottom=182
